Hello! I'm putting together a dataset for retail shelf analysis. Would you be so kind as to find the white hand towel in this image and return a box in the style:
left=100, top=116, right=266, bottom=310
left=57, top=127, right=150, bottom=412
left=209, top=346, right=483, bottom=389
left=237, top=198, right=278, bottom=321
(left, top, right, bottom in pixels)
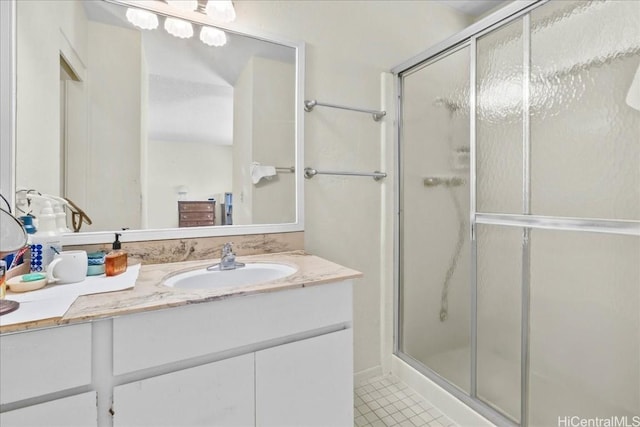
left=250, top=162, right=277, bottom=184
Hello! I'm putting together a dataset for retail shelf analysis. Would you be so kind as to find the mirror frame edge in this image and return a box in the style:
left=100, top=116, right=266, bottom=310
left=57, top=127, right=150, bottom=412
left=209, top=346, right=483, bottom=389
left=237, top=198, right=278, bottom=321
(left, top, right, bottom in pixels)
left=0, top=0, right=305, bottom=245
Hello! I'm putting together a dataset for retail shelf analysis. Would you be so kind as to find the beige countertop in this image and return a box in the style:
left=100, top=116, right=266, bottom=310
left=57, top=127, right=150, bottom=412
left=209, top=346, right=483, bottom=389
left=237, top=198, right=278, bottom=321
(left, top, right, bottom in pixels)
left=0, top=251, right=362, bottom=334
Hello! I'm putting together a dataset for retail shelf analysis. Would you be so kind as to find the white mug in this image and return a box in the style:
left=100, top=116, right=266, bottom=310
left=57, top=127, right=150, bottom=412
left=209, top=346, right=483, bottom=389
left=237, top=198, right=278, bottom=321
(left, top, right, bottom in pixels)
left=46, top=250, right=88, bottom=284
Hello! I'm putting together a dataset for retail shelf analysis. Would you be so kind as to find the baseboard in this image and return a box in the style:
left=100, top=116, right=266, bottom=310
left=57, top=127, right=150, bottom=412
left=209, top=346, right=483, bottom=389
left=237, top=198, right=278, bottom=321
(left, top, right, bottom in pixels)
left=354, top=365, right=384, bottom=386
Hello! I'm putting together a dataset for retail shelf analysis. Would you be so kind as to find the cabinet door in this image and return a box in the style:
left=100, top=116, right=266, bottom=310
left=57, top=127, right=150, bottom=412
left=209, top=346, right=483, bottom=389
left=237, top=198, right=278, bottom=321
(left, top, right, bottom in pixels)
left=0, top=323, right=92, bottom=404
left=0, top=392, right=97, bottom=427
left=255, top=329, right=353, bottom=427
left=113, top=353, right=254, bottom=427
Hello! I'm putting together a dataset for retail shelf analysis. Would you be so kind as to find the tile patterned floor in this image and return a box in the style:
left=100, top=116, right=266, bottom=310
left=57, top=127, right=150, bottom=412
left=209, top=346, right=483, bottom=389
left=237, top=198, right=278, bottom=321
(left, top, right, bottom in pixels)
left=354, top=375, right=458, bottom=427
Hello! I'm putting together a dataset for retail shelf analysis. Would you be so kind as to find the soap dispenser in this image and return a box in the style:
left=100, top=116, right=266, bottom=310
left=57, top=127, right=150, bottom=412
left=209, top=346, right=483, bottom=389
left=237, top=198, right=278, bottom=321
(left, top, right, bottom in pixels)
left=105, top=233, right=127, bottom=277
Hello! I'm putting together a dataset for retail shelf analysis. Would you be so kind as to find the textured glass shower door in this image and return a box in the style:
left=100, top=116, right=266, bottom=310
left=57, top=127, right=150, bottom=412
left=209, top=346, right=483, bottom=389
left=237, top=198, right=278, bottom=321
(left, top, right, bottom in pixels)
left=475, top=1, right=640, bottom=424
left=399, top=45, right=471, bottom=393
left=398, top=0, right=640, bottom=425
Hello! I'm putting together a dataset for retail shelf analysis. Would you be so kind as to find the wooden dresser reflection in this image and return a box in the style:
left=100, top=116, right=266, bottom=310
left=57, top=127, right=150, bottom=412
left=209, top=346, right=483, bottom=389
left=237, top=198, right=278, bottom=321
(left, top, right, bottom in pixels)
left=178, top=201, right=215, bottom=227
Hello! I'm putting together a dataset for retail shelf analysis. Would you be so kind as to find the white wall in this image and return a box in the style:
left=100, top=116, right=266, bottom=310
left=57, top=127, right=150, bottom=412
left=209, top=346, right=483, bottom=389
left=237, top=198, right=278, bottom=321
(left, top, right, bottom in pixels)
left=232, top=58, right=254, bottom=225
left=250, top=57, right=296, bottom=225
left=14, top=2, right=145, bottom=231
left=147, top=140, right=232, bottom=229
left=15, top=6, right=144, bottom=231
left=16, top=0, right=88, bottom=197
left=233, top=56, right=296, bottom=226
left=85, top=21, right=142, bottom=232
left=233, top=1, right=471, bottom=375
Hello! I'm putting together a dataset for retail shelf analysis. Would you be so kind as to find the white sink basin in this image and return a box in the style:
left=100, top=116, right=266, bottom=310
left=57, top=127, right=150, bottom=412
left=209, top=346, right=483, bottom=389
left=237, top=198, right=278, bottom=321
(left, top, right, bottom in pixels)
left=164, top=263, right=297, bottom=290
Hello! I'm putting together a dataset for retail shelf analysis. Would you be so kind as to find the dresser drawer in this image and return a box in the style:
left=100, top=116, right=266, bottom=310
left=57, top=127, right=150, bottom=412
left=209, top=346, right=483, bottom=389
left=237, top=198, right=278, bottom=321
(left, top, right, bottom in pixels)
left=178, top=201, right=214, bottom=213
left=178, top=201, right=216, bottom=227
left=180, top=212, right=214, bottom=222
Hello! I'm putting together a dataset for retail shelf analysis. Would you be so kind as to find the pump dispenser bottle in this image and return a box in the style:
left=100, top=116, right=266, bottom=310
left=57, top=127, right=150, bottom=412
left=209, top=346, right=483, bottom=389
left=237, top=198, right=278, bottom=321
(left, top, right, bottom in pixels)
left=105, top=233, right=127, bottom=276
left=29, top=201, right=62, bottom=272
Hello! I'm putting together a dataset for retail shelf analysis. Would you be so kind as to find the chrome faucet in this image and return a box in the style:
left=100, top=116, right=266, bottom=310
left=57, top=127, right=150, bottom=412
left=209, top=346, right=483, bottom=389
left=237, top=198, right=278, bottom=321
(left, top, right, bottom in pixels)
left=206, top=242, right=246, bottom=271
left=219, top=242, right=245, bottom=271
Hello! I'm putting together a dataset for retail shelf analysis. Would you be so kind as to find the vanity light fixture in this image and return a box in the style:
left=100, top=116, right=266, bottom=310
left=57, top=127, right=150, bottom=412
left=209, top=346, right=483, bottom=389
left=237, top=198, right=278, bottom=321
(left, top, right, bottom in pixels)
left=125, top=1, right=232, bottom=46
left=200, top=26, right=227, bottom=47
left=125, top=7, right=159, bottom=30
left=164, top=17, right=194, bottom=39
left=205, top=0, right=236, bottom=23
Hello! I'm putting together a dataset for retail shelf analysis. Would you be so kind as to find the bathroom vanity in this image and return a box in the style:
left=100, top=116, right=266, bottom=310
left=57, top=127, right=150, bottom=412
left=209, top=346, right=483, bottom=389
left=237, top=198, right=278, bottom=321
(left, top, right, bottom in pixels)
left=0, top=252, right=361, bottom=427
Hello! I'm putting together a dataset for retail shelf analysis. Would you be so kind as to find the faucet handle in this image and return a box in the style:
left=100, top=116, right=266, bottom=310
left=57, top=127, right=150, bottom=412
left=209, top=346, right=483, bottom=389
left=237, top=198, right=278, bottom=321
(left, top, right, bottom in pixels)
left=221, top=242, right=234, bottom=256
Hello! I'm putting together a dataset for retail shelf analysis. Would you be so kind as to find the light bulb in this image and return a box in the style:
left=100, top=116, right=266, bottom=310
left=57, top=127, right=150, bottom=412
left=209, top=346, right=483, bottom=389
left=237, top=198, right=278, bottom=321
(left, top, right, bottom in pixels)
left=125, top=8, right=159, bottom=30
left=200, top=26, right=227, bottom=47
left=205, top=1, right=236, bottom=23
left=164, top=17, right=194, bottom=39
left=166, top=0, right=198, bottom=12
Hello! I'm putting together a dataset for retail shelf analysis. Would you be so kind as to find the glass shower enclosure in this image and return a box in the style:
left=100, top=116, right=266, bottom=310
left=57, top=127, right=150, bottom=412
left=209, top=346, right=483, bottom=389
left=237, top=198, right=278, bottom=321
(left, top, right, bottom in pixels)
left=395, top=1, right=640, bottom=425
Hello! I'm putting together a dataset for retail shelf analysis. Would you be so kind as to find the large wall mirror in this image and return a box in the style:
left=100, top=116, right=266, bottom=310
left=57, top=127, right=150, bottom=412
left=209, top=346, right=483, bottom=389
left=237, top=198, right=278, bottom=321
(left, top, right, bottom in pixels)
left=5, top=0, right=304, bottom=244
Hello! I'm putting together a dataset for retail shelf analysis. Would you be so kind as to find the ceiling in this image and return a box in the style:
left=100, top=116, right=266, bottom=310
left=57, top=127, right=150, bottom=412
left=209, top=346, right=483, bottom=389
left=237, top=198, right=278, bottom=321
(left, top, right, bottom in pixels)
left=435, top=0, right=510, bottom=17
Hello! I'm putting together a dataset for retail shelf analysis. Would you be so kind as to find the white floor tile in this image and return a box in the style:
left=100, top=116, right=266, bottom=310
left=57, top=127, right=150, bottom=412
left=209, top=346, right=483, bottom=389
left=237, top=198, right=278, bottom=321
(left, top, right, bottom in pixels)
left=382, top=415, right=397, bottom=426
left=419, top=411, right=436, bottom=423
left=401, top=407, right=416, bottom=418
left=410, top=414, right=427, bottom=427
left=353, top=375, right=459, bottom=427
left=374, top=407, right=390, bottom=418
left=392, top=412, right=408, bottom=423
left=355, top=415, right=368, bottom=427
left=410, top=403, right=425, bottom=414
left=383, top=403, right=399, bottom=415
left=365, top=412, right=380, bottom=423
left=359, top=404, right=373, bottom=415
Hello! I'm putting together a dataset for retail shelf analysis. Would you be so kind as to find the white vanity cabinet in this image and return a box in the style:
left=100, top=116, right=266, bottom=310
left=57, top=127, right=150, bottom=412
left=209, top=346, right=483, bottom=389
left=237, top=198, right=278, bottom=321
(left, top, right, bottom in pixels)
left=109, top=280, right=353, bottom=427
left=0, top=323, right=95, bottom=427
left=113, top=354, right=255, bottom=427
left=256, top=328, right=354, bottom=427
left=0, top=279, right=354, bottom=427
left=0, top=323, right=92, bottom=405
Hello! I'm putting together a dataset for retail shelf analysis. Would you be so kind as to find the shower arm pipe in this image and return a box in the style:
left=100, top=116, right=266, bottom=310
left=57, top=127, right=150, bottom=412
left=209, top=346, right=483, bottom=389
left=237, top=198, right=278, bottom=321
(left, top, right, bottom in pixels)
left=304, top=167, right=387, bottom=181
left=304, top=99, right=386, bottom=122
